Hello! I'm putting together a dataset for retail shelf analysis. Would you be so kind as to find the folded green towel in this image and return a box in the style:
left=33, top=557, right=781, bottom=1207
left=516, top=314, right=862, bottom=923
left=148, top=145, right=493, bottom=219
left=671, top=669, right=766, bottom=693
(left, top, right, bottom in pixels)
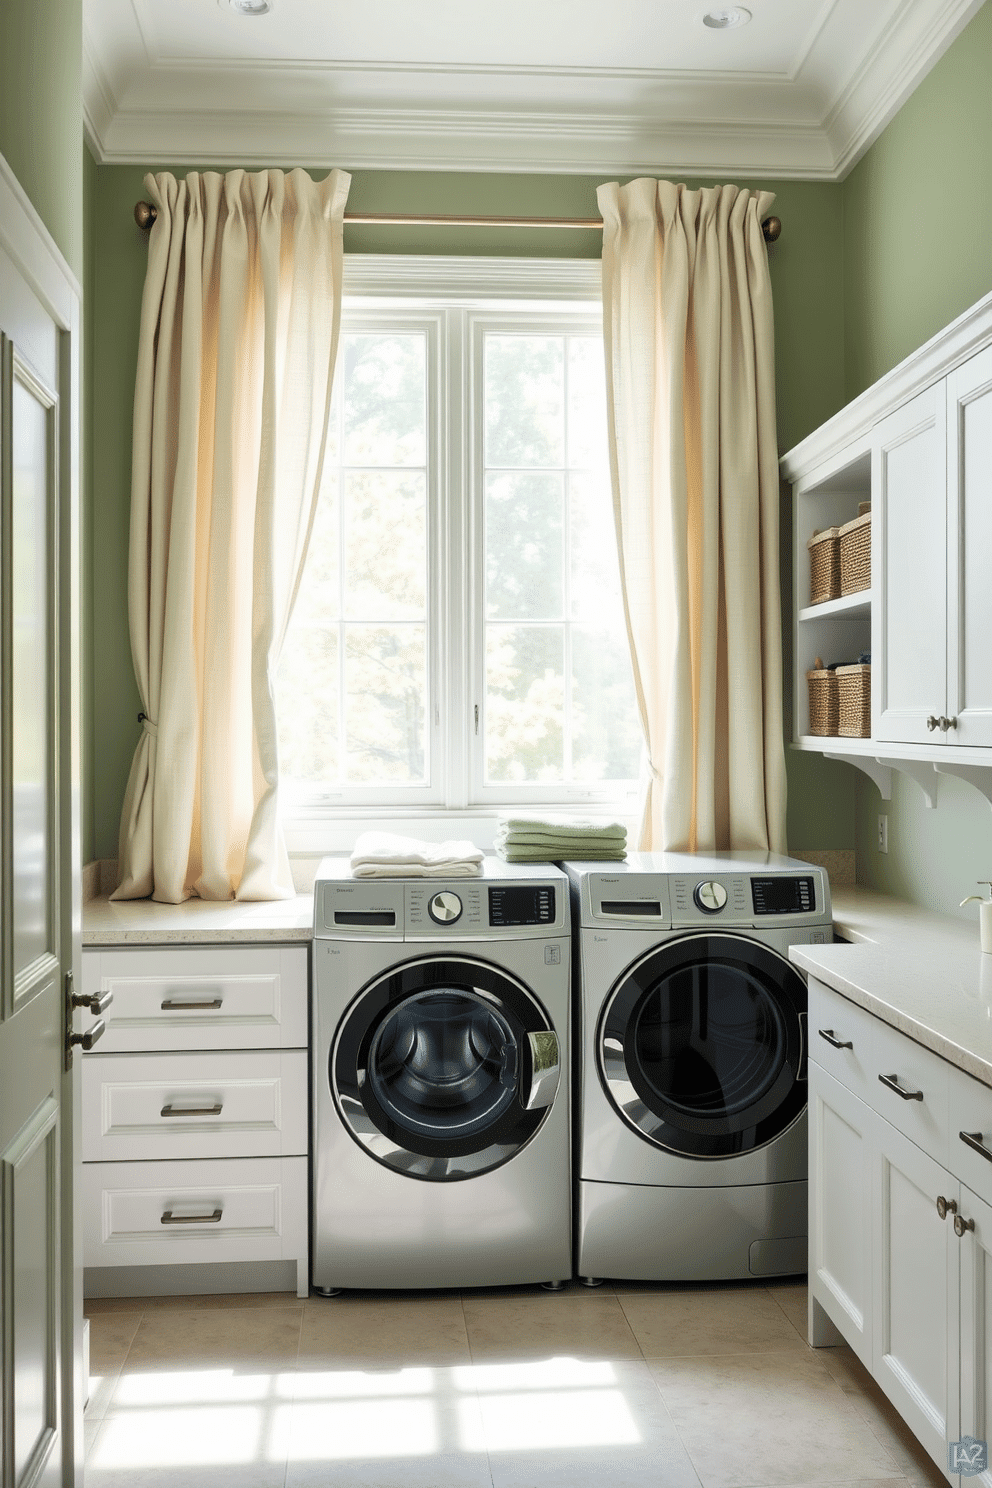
left=496, top=829, right=627, bottom=849
left=495, top=816, right=627, bottom=841
left=496, top=845, right=627, bottom=862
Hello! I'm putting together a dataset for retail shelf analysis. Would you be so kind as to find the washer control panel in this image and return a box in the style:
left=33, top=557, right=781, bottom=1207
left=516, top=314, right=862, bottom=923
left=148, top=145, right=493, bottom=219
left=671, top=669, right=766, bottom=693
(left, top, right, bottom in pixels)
left=672, top=875, right=749, bottom=923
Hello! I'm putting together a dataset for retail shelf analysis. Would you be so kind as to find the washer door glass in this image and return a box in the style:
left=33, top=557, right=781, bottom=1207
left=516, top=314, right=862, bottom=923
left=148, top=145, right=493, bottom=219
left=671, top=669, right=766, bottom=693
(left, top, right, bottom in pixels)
left=599, top=934, right=806, bottom=1158
left=368, top=988, right=518, bottom=1144
left=333, top=956, right=561, bottom=1181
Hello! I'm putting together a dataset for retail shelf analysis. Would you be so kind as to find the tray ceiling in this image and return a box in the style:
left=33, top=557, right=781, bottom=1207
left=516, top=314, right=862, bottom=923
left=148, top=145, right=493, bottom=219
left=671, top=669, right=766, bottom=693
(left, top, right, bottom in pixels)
left=83, top=0, right=985, bottom=179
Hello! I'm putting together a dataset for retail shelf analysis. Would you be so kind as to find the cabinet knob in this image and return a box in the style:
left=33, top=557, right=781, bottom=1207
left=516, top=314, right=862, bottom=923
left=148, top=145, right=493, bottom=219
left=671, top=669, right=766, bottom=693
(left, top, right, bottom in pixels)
left=939, top=715, right=957, bottom=732
left=954, top=1213, right=976, bottom=1238
left=936, top=1195, right=958, bottom=1220
left=926, top=714, right=940, bottom=732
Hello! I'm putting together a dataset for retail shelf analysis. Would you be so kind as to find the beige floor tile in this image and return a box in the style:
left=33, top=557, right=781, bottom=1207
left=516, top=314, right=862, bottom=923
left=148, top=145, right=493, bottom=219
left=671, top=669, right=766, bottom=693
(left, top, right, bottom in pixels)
left=817, top=1350, right=950, bottom=1488
left=114, top=1304, right=304, bottom=1376
left=764, top=1280, right=809, bottom=1340
left=299, top=1294, right=472, bottom=1367
left=279, top=1359, right=491, bottom=1485
left=87, top=1310, right=142, bottom=1419
left=84, top=1418, right=104, bottom=1460
left=648, top=1349, right=904, bottom=1487
left=138, top=1290, right=305, bottom=1313
left=463, top=1290, right=642, bottom=1362
left=476, top=1358, right=701, bottom=1488
left=85, top=1295, right=149, bottom=1316
left=616, top=1283, right=809, bottom=1358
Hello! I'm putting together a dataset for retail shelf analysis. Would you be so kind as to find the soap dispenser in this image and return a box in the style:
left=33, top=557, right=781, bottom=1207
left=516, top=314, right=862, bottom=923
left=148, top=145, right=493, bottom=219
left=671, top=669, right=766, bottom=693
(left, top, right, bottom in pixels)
left=961, top=882, right=992, bottom=953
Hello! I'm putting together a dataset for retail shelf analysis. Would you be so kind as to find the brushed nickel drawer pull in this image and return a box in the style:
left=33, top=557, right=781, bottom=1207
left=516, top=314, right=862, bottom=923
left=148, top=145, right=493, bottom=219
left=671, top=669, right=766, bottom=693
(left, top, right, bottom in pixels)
left=878, top=1072, right=924, bottom=1101
left=161, top=1208, right=223, bottom=1225
left=818, top=1028, right=853, bottom=1050
left=160, top=997, right=223, bottom=1011
left=160, top=1102, right=223, bottom=1118
left=960, top=1130, right=992, bottom=1164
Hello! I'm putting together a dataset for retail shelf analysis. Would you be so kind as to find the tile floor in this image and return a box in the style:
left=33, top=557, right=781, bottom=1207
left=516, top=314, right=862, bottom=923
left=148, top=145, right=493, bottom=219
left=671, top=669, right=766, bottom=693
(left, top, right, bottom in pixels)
left=83, top=1279, right=949, bottom=1488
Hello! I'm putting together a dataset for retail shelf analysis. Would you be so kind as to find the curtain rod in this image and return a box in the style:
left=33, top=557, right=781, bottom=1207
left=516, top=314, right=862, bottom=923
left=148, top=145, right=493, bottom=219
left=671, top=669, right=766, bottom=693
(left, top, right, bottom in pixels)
left=133, top=200, right=783, bottom=243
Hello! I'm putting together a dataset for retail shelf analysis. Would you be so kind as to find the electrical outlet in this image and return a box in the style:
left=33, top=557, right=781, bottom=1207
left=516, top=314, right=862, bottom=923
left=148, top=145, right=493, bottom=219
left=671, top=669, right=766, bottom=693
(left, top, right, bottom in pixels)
left=877, top=814, right=888, bottom=854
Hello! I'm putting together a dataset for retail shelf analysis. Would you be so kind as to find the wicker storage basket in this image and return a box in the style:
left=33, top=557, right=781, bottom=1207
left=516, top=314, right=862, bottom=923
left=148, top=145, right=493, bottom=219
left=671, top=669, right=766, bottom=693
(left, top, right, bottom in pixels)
left=807, top=526, right=841, bottom=605
left=836, top=663, right=871, bottom=738
left=806, top=666, right=839, bottom=736
left=839, top=511, right=871, bottom=596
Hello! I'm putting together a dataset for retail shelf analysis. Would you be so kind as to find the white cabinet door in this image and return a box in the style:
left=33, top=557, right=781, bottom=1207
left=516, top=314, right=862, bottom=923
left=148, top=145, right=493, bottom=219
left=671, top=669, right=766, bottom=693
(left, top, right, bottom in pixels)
left=873, top=1113, right=959, bottom=1473
left=875, top=384, right=949, bottom=744
left=959, top=1182, right=992, bottom=1486
left=809, top=1064, right=874, bottom=1366
left=946, top=344, right=992, bottom=747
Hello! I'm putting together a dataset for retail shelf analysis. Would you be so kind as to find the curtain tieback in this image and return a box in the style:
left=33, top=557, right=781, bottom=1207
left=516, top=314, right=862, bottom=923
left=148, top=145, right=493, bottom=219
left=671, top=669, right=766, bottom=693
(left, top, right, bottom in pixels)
left=137, top=711, right=158, bottom=739
left=646, top=757, right=663, bottom=783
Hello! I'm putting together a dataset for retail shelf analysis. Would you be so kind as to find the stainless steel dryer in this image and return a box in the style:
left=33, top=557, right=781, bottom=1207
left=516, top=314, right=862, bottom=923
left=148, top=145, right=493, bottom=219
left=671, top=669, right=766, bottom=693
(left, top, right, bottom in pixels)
left=564, top=851, right=832, bottom=1283
left=311, top=858, right=571, bottom=1293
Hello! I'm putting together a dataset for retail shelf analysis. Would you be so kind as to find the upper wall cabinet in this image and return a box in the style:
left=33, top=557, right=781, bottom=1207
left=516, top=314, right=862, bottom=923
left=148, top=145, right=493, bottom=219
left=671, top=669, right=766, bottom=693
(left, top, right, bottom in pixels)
left=782, top=289, right=992, bottom=805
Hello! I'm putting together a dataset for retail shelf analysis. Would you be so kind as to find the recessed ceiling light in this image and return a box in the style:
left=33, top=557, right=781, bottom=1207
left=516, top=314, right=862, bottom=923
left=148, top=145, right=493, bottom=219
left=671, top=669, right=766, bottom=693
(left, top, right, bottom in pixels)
left=221, top=0, right=274, bottom=15
left=703, top=7, right=752, bottom=27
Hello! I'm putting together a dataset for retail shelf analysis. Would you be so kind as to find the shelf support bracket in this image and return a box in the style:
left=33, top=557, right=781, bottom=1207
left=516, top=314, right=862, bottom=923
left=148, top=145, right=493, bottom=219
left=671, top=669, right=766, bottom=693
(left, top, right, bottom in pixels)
left=886, top=760, right=938, bottom=809
left=831, top=754, right=893, bottom=800
left=934, top=763, right=992, bottom=813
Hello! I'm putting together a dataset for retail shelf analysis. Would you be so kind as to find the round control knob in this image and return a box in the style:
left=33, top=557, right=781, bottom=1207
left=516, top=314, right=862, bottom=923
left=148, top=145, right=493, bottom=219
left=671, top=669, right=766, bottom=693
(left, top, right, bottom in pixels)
left=428, top=891, right=463, bottom=925
left=693, top=880, right=728, bottom=914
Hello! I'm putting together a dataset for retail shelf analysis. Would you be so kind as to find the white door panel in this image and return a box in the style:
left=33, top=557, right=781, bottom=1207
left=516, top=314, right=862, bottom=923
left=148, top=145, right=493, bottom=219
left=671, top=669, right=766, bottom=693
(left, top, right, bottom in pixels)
left=0, top=161, right=81, bottom=1488
left=946, top=344, right=992, bottom=747
left=875, top=384, right=948, bottom=744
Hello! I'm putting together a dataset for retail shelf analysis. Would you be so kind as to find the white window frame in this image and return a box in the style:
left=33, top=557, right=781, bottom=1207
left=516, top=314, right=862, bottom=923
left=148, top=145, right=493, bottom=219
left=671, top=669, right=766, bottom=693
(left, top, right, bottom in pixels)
left=280, top=255, right=641, bottom=854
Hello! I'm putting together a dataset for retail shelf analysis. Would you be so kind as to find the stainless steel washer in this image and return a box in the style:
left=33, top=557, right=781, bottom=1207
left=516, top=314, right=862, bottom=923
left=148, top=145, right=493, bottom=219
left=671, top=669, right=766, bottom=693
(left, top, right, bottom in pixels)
left=564, top=851, right=832, bottom=1283
left=311, top=858, right=571, bottom=1292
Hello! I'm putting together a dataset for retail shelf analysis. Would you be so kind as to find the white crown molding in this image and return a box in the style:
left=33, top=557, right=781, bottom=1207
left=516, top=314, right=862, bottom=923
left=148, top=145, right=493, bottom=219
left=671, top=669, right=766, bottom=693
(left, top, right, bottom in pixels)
left=81, top=0, right=985, bottom=180
left=341, top=254, right=602, bottom=302
left=825, top=0, right=983, bottom=177
left=0, top=152, right=80, bottom=319
left=780, top=285, right=992, bottom=482
left=91, top=106, right=838, bottom=180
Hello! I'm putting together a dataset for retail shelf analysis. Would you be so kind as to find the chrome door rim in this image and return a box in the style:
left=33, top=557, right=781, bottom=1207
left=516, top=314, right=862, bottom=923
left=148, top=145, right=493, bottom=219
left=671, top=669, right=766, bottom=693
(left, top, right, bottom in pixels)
left=331, top=953, right=559, bottom=1181
left=598, top=932, right=806, bottom=1158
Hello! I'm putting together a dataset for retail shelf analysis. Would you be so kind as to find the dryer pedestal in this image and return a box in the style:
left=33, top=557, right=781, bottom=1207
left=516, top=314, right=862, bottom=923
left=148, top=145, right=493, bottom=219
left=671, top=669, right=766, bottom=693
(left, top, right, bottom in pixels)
left=576, top=1176, right=807, bottom=1283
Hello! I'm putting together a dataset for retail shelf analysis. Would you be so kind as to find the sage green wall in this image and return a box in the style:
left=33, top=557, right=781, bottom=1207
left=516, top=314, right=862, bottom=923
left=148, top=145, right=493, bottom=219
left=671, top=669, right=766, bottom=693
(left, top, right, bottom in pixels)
left=842, top=2, right=992, bottom=917
left=0, top=0, right=83, bottom=278
left=88, top=165, right=848, bottom=859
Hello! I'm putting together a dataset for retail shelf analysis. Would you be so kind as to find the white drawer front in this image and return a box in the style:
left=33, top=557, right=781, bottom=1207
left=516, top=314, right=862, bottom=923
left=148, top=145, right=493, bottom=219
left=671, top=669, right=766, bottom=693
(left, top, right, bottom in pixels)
left=949, top=1063, right=992, bottom=1208
left=870, top=1016, right=949, bottom=1166
left=807, top=978, right=877, bottom=1102
left=82, top=1050, right=308, bottom=1162
left=82, top=1156, right=307, bottom=1268
left=82, top=946, right=307, bottom=1051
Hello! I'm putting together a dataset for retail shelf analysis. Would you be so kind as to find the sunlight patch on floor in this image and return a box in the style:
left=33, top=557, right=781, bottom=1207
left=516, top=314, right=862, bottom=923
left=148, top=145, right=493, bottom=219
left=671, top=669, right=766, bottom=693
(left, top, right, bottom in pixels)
left=88, top=1356, right=644, bottom=1471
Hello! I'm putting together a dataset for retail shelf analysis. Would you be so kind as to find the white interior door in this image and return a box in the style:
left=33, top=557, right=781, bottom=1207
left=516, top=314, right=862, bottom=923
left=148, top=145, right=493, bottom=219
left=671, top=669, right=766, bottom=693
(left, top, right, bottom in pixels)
left=874, top=383, right=948, bottom=744
left=946, top=344, right=992, bottom=747
left=0, top=158, right=82, bottom=1487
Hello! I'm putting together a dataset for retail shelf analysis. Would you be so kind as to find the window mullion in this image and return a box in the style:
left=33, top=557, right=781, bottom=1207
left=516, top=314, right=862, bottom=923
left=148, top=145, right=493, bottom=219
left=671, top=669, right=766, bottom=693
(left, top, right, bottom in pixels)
left=440, top=306, right=471, bottom=808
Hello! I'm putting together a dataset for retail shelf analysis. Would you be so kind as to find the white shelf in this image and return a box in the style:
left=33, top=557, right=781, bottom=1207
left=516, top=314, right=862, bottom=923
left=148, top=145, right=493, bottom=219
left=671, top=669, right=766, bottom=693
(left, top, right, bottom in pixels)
left=799, top=592, right=871, bottom=623
left=791, top=737, right=992, bottom=812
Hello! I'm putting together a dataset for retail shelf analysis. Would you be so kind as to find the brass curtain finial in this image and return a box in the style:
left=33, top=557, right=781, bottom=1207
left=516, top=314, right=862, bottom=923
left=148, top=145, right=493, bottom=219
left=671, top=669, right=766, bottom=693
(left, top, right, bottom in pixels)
left=133, top=199, right=783, bottom=241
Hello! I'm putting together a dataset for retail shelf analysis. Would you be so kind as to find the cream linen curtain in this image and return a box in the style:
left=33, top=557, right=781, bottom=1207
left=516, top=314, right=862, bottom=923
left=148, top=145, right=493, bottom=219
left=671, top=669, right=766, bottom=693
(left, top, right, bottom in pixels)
left=599, top=178, right=786, bottom=854
left=113, top=167, right=351, bottom=903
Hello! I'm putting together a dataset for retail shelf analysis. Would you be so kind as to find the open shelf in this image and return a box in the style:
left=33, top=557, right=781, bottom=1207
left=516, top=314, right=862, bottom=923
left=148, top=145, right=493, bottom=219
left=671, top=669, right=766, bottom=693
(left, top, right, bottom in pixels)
left=799, top=592, right=871, bottom=623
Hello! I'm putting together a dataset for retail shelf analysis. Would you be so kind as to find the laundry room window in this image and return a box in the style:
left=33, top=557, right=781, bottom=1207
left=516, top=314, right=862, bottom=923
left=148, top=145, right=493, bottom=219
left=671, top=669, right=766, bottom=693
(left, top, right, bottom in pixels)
left=276, top=257, right=641, bottom=828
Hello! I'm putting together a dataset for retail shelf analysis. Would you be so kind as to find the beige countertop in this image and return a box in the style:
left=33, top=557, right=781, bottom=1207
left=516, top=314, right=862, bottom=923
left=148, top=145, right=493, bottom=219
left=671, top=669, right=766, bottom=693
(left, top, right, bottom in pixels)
left=794, top=885, right=992, bottom=1088
left=82, top=891, right=315, bottom=944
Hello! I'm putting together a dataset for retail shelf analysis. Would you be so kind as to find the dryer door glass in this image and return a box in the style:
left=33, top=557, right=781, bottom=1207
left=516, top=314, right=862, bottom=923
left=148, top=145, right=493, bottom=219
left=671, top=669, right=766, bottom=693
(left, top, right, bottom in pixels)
left=600, top=934, right=806, bottom=1158
left=333, top=955, right=561, bottom=1181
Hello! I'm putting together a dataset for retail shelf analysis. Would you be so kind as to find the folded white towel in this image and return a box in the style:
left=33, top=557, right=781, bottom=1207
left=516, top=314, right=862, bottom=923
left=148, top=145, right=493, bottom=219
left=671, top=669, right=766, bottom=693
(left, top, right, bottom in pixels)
left=350, top=831, right=484, bottom=879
